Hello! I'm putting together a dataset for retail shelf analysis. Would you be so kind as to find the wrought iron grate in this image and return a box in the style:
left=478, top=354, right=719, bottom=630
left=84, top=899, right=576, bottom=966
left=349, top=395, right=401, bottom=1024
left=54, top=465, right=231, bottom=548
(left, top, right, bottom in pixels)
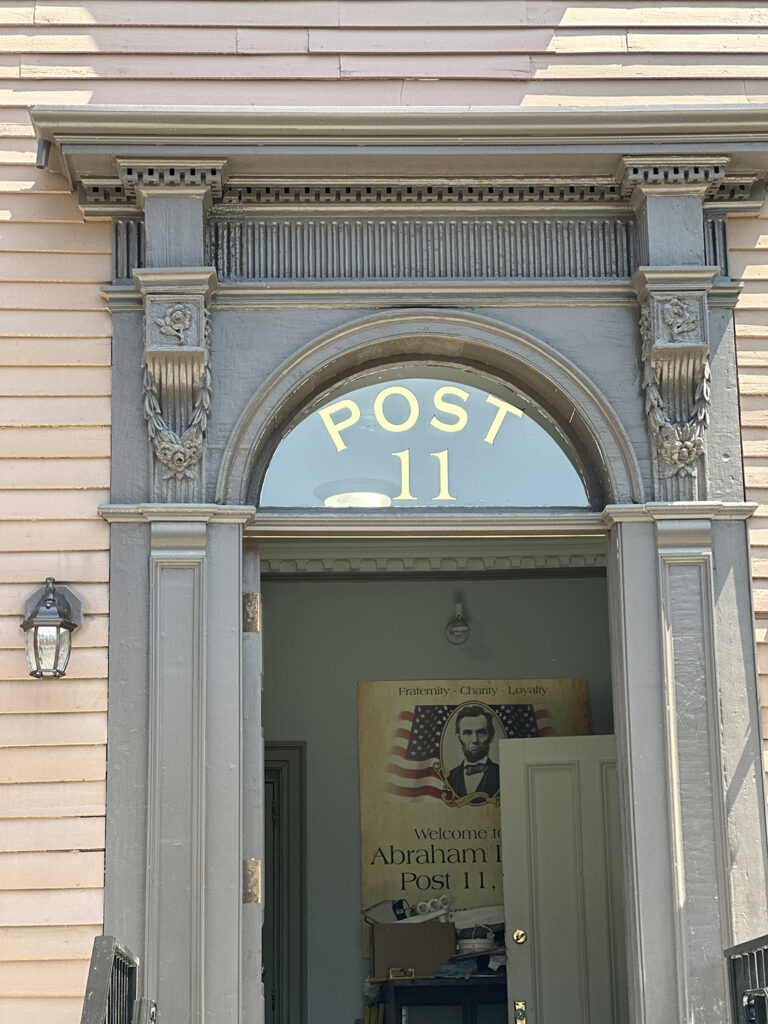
left=80, top=936, right=143, bottom=1024
left=726, top=934, right=768, bottom=1024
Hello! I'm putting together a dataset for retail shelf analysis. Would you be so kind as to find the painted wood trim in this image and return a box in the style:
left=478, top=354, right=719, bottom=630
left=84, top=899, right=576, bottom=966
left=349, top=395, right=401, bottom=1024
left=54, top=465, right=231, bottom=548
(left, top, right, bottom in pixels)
left=145, top=522, right=206, bottom=1018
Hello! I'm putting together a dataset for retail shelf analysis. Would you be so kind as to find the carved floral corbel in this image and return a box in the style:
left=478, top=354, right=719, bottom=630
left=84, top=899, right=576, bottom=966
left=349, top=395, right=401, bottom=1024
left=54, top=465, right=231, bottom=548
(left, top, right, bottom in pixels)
left=134, top=270, right=217, bottom=501
left=142, top=309, right=211, bottom=482
left=632, top=269, right=718, bottom=500
left=639, top=298, right=711, bottom=478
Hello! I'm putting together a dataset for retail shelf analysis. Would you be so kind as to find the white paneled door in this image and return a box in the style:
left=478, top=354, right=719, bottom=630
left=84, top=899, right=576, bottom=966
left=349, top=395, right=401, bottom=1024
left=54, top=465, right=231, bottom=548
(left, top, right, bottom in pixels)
left=500, top=736, right=627, bottom=1024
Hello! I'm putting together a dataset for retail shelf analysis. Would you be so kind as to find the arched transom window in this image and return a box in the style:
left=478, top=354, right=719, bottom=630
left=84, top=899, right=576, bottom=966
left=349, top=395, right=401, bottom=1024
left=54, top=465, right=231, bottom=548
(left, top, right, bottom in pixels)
left=260, top=367, right=590, bottom=509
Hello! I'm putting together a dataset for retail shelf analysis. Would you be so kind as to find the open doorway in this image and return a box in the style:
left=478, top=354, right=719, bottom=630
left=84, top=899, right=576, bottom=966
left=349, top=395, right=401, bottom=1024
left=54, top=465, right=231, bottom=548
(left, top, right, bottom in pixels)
left=258, top=553, right=621, bottom=1024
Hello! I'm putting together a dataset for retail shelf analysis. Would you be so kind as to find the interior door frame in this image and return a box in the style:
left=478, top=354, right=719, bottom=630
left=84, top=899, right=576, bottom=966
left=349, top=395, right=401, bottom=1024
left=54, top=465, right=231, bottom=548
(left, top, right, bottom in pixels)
left=252, top=525, right=612, bottom=1024
left=264, top=742, right=307, bottom=1024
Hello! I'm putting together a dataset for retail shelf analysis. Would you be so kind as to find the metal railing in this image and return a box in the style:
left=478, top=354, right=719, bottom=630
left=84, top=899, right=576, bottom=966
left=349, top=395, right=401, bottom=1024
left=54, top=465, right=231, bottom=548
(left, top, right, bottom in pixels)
left=726, top=934, right=768, bottom=1024
left=80, top=936, right=155, bottom=1024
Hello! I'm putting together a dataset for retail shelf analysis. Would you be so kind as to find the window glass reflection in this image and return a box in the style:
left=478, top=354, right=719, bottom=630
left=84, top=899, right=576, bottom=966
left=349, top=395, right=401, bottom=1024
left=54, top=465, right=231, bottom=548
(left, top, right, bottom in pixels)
left=260, top=369, right=590, bottom=509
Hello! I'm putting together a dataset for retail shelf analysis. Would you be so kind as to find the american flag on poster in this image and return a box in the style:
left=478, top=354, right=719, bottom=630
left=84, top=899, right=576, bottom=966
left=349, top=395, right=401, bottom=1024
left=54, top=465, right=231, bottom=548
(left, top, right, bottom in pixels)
left=386, top=703, right=553, bottom=800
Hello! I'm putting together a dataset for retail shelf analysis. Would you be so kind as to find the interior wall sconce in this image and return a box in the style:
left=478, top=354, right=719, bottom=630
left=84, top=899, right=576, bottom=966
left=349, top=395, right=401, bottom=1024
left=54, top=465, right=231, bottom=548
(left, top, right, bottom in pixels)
left=445, top=601, right=471, bottom=645
left=21, top=577, right=82, bottom=678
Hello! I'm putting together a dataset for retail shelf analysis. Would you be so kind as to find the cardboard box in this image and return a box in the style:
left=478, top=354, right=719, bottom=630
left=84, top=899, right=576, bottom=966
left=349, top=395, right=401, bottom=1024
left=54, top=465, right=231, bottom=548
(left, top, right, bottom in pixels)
left=370, top=922, right=456, bottom=980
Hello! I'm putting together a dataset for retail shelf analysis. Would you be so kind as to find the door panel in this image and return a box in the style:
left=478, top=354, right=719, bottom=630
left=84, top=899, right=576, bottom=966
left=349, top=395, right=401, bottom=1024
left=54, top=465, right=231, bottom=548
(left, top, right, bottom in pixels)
left=500, top=736, right=627, bottom=1024
left=264, top=744, right=307, bottom=1024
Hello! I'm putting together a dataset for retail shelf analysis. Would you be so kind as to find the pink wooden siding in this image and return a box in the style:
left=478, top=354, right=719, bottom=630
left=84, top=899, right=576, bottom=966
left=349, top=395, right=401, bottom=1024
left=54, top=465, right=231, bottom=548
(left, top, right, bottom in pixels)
left=2, top=3, right=768, bottom=1021
left=0, top=107, right=110, bottom=1022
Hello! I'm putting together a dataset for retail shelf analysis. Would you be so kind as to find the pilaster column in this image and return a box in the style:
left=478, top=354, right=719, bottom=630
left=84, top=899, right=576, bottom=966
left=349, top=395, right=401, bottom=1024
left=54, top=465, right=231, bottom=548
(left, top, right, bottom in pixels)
left=604, top=503, right=768, bottom=1024
left=622, top=158, right=724, bottom=501
left=146, top=518, right=207, bottom=1023
left=100, top=505, right=255, bottom=1024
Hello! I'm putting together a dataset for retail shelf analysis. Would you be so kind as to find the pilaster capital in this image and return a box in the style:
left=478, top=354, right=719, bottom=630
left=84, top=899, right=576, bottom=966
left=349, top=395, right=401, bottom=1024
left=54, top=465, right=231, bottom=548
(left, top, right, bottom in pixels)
left=117, top=159, right=227, bottom=203
left=601, top=501, right=756, bottom=529
left=618, top=156, right=729, bottom=202
left=133, top=267, right=218, bottom=299
left=630, top=266, right=720, bottom=304
left=77, top=160, right=230, bottom=219
left=99, top=503, right=257, bottom=525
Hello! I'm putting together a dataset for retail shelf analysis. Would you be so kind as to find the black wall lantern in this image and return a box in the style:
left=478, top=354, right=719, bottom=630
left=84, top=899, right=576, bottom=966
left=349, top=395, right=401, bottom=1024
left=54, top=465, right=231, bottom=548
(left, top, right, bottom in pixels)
left=21, top=577, right=82, bottom=678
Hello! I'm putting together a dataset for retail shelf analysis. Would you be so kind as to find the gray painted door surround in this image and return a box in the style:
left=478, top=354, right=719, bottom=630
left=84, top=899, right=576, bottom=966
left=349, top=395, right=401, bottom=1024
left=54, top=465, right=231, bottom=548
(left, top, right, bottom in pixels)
left=31, top=106, right=768, bottom=1024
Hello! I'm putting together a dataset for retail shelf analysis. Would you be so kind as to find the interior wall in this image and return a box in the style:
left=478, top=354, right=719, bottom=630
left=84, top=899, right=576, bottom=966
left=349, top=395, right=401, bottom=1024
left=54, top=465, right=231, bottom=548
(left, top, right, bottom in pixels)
left=261, top=570, right=612, bottom=1024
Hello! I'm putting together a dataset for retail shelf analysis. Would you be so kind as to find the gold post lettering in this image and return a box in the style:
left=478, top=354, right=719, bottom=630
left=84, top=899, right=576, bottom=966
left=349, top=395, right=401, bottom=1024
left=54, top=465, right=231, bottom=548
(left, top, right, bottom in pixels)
left=392, top=449, right=417, bottom=500
left=317, top=399, right=360, bottom=452
left=430, top=450, right=455, bottom=501
left=430, top=386, right=469, bottom=432
left=483, top=394, right=523, bottom=445
left=374, top=386, right=419, bottom=433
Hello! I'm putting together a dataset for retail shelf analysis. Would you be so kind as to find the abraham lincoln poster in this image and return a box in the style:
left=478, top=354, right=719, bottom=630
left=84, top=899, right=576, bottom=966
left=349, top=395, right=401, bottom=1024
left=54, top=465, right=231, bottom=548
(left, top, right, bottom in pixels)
left=358, top=679, right=590, bottom=915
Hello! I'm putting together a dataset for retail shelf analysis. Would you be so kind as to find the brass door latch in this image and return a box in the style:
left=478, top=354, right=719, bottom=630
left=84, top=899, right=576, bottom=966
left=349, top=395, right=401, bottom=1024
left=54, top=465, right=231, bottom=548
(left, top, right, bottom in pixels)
left=514, top=1000, right=527, bottom=1023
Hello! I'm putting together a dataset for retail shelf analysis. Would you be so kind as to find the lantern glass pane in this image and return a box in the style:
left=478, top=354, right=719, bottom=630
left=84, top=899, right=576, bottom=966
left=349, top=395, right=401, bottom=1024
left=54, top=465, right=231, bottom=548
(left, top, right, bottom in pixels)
left=34, top=625, right=62, bottom=675
left=57, top=629, right=72, bottom=673
left=24, top=628, right=37, bottom=671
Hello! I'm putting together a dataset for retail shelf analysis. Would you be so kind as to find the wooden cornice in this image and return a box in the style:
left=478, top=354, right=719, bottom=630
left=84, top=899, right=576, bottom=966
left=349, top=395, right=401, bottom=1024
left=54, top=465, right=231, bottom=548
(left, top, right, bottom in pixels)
left=30, top=104, right=768, bottom=192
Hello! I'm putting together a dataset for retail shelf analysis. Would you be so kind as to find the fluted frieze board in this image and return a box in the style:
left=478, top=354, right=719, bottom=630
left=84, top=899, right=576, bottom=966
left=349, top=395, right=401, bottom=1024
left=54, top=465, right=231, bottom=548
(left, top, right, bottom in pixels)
left=208, top=211, right=635, bottom=282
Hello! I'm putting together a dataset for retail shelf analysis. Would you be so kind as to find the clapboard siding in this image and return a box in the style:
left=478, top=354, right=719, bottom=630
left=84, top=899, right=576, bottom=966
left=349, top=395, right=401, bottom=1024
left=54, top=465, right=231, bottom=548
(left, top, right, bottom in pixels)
left=2, top=4, right=768, bottom=1023
left=0, top=818, right=106, bottom=857
left=7, top=26, right=768, bottom=55
left=0, top=924, right=100, bottom=959
left=0, top=999, right=84, bottom=1024
left=0, top=680, right=107, bottom=715
left=1, top=782, right=105, bottom=819
left=732, top=191, right=768, bottom=781
left=0, top=5, right=766, bottom=101
left=0, top=491, right=111, bottom=520
left=15, top=2, right=768, bottom=29
left=0, top=889, right=104, bottom=927
left=0, top=102, right=109, bottom=1024
left=0, top=960, right=91, bottom=996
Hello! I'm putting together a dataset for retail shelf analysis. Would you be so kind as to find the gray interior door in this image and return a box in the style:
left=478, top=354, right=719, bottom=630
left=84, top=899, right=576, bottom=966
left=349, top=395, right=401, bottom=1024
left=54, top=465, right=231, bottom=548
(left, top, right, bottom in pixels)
left=500, top=735, right=627, bottom=1024
left=264, top=776, right=278, bottom=1024
left=263, top=743, right=307, bottom=1024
